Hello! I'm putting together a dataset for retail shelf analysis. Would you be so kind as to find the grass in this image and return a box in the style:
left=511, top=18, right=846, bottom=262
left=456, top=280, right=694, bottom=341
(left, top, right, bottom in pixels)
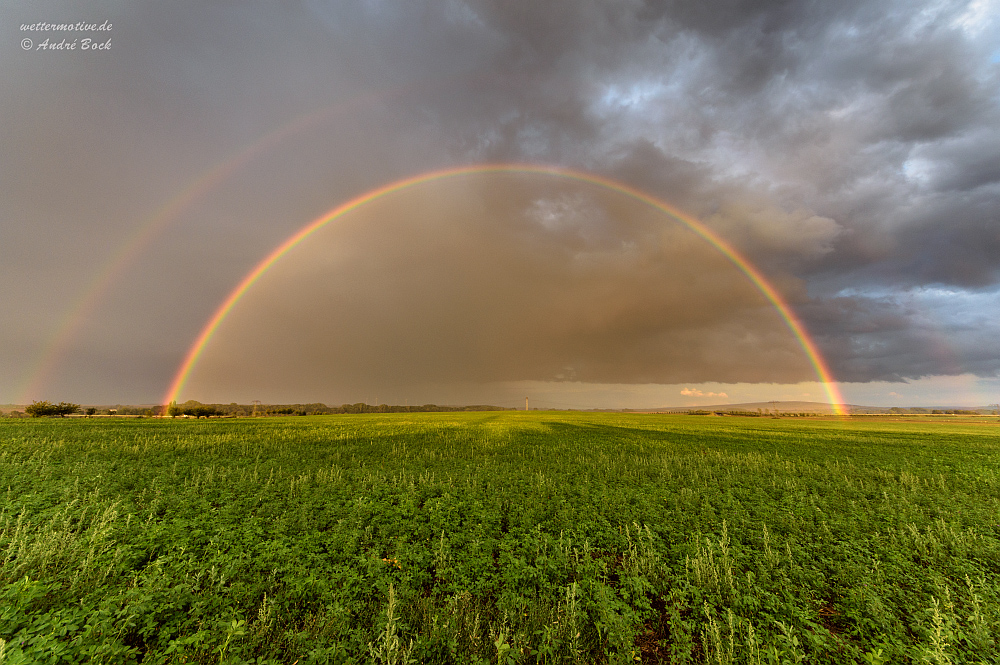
left=1, top=412, right=998, bottom=663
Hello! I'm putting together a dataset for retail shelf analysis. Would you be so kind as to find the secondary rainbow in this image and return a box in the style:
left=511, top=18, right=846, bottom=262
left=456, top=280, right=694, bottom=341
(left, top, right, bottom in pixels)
left=164, top=164, right=847, bottom=414
left=15, top=87, right=397, bottom=404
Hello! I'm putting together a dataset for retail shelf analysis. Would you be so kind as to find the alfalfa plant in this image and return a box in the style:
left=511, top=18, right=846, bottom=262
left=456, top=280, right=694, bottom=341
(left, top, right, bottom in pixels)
left=215, top=619, right=246, bottom=662
left=489, top=619, right=516, bottom=665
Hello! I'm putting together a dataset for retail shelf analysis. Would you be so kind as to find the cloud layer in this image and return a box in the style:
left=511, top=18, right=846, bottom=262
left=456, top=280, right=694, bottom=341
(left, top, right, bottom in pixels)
left=3, top=0, right=999, bottom=404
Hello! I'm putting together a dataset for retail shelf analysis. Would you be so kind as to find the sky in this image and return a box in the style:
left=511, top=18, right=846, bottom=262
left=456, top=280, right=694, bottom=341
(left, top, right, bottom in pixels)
left=3, top=0, right=1000, bottom=409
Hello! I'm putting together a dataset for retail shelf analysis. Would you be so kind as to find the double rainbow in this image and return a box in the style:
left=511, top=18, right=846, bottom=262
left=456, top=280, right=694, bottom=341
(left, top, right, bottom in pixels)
left=163, top=164, right=846, bottom=414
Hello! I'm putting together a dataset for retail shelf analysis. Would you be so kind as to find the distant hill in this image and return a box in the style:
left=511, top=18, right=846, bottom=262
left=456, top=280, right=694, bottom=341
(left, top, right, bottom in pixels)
left=636, top=400, right=845, bottom=414
left=636, top=401, right=996, bottom=415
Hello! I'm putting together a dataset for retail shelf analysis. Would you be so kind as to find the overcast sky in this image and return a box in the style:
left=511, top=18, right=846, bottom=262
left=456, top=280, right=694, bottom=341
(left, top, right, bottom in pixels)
left=3, top=0, right=999, bottom=408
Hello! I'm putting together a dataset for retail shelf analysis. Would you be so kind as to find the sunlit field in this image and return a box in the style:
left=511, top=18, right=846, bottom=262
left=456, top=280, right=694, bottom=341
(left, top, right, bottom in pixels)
left=2, top=413, right=998, bottom=664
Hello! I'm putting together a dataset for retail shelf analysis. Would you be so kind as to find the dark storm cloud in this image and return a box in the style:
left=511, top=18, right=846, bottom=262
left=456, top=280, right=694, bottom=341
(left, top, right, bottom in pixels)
left=893, top=193, right=1000, bottom=288
left=802, top=289, right=1000, bottom=382
left=3, top=0, right=999, bottom=403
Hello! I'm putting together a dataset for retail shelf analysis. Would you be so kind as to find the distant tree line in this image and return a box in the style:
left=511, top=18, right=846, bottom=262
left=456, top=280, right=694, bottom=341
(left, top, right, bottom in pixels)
left=114, top=406, right=157, bottom=416
left=332, top=403, right=513, bottom=414
left=888, top=407, right=983, bottom=415
left=850, top=407, right=988, bottom=415
left=162, top=400, right=513, bottom=418
left=685, top=409, right=823, bottom=417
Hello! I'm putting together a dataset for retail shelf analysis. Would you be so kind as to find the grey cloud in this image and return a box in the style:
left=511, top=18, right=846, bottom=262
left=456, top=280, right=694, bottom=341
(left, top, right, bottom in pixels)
left=896, top=196, right=1000, bottom=288
left=909, top=129, right=1000, bottom=193
left=803, top=290, right=1000, bottom=382
left=4, top=0, right=1000, bottom=403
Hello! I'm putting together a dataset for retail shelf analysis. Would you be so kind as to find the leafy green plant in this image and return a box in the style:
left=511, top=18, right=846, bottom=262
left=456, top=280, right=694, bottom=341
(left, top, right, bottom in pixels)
left=1, top=412, right=998, bottom=663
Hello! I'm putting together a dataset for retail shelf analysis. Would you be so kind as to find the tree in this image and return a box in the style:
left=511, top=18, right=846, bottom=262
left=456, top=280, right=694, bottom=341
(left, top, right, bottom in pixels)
left=182, top=404, right=218, bottom=418
left=25, top=401, right=80, bottom=417
left=85, top=407, right=97, bottom=416
left=55, top=402, right=80, bottom=416
left=25, top=401, right=54, bottom=417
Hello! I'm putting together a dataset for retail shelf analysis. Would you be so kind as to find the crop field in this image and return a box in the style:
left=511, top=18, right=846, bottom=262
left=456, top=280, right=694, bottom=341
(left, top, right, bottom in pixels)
left=2, top=412, right=999, bottom=664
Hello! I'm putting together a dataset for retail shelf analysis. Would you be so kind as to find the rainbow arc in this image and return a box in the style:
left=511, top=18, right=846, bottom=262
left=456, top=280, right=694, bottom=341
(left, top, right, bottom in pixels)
left=163, top=164, right=846, bottom=415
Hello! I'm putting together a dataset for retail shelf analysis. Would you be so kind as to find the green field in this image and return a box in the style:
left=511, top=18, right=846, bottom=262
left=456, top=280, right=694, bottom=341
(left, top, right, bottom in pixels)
left=2, top=413, right=998, bottom=664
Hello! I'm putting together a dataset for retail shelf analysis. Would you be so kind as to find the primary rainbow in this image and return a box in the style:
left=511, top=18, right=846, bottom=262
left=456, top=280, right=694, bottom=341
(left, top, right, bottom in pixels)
left=163, top=164, right=847, bottom=414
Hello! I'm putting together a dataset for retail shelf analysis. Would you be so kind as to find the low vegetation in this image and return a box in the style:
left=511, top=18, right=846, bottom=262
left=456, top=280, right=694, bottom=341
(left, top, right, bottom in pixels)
left=1, top=413, right=998, bottom=663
